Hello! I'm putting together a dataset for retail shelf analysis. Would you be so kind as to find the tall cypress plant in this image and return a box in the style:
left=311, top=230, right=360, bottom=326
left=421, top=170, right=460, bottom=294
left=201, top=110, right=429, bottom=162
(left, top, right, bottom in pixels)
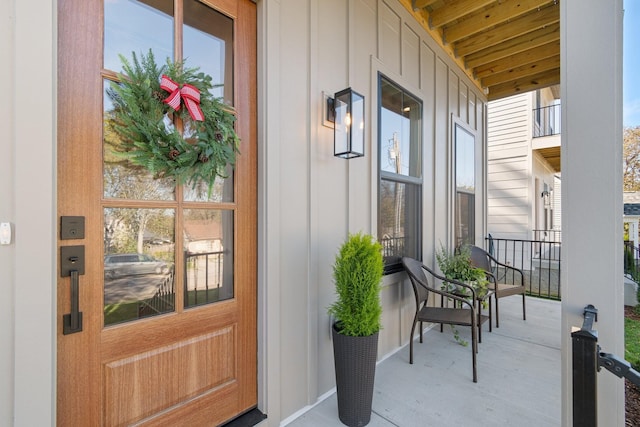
left=328, top=232, right=384, bottom=427
left=329, top=233, right=384, bottom=337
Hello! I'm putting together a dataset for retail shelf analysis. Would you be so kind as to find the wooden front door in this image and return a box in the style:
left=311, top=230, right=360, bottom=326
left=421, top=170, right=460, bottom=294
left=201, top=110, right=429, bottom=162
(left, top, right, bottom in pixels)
left=57, top=1, right=257, bottom=425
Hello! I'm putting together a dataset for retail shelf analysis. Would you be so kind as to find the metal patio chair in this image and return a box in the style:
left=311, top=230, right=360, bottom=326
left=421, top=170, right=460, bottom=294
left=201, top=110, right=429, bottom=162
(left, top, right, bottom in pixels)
left=402, top=257, right=480, bottom=382
left=469, top=245, right=526, bottom=328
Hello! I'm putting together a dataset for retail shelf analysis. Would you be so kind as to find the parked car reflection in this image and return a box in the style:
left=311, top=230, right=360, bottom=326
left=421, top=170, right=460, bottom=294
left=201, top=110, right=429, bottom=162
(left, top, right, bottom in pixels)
left=104, top=253, right=170, bottom=279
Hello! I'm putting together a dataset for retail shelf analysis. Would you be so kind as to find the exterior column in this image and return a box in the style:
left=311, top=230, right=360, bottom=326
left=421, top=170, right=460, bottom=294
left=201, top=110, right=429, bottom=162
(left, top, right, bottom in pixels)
left=561, top=1, right=625, bottom=425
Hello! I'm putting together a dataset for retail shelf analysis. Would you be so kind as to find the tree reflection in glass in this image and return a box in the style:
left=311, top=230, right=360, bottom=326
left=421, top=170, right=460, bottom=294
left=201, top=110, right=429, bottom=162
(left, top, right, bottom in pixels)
left=103, top=208, right=175, bottom=325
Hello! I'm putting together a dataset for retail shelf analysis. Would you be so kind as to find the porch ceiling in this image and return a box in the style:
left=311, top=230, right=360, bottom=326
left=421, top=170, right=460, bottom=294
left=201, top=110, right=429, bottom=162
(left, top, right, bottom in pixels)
left=400, top=0, right=560, bottom=101
left=536, top=146, right=561, bottom=172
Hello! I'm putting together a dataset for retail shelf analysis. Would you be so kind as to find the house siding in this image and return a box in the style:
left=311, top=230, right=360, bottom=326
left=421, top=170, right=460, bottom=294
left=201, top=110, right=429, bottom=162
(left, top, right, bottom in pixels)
left=262, top=0, right=487, bottom=421
left=487, top=94, right=531, bottom=239
left=487, top=90, right=561, bottom=243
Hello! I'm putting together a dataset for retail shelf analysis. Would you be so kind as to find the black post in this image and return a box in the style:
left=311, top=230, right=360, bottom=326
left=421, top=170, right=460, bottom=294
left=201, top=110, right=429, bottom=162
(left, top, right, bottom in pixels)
left=571, top=305, right=599, bottom=427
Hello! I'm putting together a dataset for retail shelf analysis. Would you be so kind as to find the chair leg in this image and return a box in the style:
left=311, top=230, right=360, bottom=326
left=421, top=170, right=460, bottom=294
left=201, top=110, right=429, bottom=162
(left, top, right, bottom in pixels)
left=420, top=321, right=423, bottom=343
left=522, top=293, right=526, bottom=320
left=489, top=297, right=492, bottom=333
left=495, top=294, right=500, bottom=328
left=410, top=317, right=417, bottom=364
left=477, top=300, right=482, bottom=343
left=471, top=315, right=478, bottom=383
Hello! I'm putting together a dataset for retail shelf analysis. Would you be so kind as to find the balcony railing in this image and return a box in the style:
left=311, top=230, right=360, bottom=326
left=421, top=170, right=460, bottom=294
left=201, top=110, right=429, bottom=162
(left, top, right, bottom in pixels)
left=624, top=241, right=640, bottom=282
left=486, top=235, right=561, bottom=300
left=533, top=104, right=561, bottom=138
left=533, top=229, right=562, bottom=243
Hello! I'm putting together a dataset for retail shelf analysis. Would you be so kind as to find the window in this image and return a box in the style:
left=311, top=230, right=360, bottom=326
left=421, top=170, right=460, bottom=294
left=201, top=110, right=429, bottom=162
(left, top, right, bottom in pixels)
left=455, top=122, right=475, bottom=246
left=378, top=75, right=422, bottom=273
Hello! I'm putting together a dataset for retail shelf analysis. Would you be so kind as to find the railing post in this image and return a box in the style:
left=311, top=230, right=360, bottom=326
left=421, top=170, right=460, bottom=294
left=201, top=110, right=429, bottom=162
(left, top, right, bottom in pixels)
left=571, top=305, right=599, bottom=427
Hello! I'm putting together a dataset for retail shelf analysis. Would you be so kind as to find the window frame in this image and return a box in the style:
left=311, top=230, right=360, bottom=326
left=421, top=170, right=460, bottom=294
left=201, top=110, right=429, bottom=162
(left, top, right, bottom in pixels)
left=377, top=73, right=423, bottom=274
left=453, top=118, right=477, bottom=247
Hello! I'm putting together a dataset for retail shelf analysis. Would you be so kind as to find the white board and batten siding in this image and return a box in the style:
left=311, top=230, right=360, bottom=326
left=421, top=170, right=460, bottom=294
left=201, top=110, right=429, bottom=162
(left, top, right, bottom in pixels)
left=261, top=0, right=487, bottom=422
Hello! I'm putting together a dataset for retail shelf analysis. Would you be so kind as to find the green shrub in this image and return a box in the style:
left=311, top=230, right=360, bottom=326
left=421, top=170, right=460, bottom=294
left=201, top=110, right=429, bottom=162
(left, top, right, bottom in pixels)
left=328, top=233, right=384, bottom=337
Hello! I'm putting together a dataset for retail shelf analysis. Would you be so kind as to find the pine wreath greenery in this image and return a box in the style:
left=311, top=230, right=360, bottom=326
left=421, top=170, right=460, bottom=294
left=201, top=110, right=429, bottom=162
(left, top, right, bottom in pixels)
left=106, top=50, right=239, bottom=190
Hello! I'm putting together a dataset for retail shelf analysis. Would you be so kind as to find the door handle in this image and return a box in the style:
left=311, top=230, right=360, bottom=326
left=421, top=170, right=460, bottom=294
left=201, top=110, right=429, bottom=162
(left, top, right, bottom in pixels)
left=61, top=246, right=85, bottom=335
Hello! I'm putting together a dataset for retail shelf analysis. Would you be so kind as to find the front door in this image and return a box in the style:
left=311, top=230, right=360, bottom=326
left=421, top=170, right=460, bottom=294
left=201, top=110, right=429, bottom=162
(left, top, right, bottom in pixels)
left=57, top=1, right=257, bottom=425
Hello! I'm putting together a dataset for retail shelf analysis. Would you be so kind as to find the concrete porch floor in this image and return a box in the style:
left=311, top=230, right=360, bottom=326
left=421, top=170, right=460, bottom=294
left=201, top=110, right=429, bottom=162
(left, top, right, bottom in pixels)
left=286, top=296, right=561, bottom=427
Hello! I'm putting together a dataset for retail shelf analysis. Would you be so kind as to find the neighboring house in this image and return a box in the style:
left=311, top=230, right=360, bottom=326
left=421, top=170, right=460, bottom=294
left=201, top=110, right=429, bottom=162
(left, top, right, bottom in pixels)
left=624, top=191, right=640, bottom=246
left=0, top=2, right=625, bottom=427
left=487, top=87, right=562, bottom=242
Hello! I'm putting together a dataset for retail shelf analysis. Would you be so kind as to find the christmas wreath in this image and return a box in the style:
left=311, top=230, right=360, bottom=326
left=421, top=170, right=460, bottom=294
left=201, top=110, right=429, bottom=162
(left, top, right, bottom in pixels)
left=106, top=50, right=239, bottom=190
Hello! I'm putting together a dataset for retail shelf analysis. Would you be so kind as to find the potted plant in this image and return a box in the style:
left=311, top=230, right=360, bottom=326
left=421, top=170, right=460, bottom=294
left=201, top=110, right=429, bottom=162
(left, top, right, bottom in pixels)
left=436, top=244, right=489, bottom=345
left=436, top=244, right=488, bottom=298
left=328, top=233, right=384, bottom=427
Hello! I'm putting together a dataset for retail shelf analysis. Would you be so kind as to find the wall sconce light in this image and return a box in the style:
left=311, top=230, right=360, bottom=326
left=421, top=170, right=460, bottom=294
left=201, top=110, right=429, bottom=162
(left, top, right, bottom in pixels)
left=326, top=88, right=365, bottom=159
left=541, top=185, right=552, bottom=208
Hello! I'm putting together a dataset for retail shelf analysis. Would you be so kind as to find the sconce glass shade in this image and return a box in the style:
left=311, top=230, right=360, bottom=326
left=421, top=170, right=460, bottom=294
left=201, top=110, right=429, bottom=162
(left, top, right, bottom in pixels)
left=334, top=88, right=365, bottom=159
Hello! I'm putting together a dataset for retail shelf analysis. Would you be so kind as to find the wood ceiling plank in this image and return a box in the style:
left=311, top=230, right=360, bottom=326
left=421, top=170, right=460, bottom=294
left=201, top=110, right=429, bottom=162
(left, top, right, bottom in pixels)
left=454, top=3, right=559, bottom=57
left=487, top=68, right=560, bottom=100
left=474, top=40, right=559, bottom=78
left=481, top=54, right=560, bottom=87
left=412, top=0, right=437, bottom=9
left=429, top=0, right=495, bottom=29
left=444, top=0, right=553, bottom=43
left=397, top=0, right=483, bottom=92
left=465, top=23, right=559, bottom=69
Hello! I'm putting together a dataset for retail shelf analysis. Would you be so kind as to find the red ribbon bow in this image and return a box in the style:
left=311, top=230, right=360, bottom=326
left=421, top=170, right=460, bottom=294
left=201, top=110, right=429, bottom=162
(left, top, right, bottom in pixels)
left=160, top=74, right=204, bottom=122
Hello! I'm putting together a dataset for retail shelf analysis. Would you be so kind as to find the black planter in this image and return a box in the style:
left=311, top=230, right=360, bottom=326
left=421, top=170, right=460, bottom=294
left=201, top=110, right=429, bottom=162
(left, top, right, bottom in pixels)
left=332, top=324, right=379, bottom=427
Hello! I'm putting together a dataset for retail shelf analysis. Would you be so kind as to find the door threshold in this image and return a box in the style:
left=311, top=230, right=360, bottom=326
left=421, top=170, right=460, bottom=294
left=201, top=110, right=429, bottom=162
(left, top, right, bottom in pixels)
left=221, top=408, right=267, bottom=427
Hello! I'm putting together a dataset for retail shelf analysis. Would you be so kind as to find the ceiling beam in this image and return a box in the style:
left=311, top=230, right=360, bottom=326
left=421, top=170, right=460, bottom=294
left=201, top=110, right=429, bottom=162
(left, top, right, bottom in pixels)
left=412, top=0, right=436, bottom=10
left=454, top=3, right=559, bottom=57
left=481, top=54, right=560, bottom=87
left=429, top=0, right=495, bottom=29
left=444, top=0, right=553, bottom=44
left=474, top=40, right=559, bottom=78
left=465, top=23, right=559, bottom=69
left=487, top=68, right=560, bottom=100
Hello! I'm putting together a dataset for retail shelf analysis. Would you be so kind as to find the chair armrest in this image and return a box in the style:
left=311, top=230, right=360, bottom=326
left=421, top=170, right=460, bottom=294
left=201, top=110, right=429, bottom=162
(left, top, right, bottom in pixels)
left=420, top=266, right=478, bottom=308
left=485, top=252, right=525, bottom=285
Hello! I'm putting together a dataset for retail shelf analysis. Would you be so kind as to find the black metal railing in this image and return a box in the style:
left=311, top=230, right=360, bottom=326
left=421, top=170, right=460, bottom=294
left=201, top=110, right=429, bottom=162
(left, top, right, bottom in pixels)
left=533, top=104, right=561, bottom=138
left=572, top=304, right=640, bottom=426
left=624, top=241, right=640, bottom=283
left=184, top=250, right=225, bottom=306
left=533, top=229, right=562, bottom=243
left=139, top=271, right=175, bottom=316
left=486, top=235, right=561, bottom=300
left=381, top=235, right=406, bottom=260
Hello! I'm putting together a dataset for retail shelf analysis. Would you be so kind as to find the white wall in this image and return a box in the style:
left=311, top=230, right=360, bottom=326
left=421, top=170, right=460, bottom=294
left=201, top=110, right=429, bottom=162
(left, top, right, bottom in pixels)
left=3, top=0, right=57, bottom=426
left=487, top=94, right=531, bottom=239
left=553, top=174, right=562, bottom=231
left=0, top=0, right=15, bottom=425
left=260, top=0, right=487, bottom=422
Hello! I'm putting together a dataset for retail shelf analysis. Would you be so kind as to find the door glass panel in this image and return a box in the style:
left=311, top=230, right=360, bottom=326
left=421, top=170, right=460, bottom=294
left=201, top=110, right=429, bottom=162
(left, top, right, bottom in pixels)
left=184, top=209, right=234, bottom=307
left=183, top=0, right=234, bottom=104
left=104, top=0, right=174, bottom=73
left=104, top=208, right=175, bottom=325
left=103, top=80, right=176, bottom=200
left=183, top=165, right=234, bottom=202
